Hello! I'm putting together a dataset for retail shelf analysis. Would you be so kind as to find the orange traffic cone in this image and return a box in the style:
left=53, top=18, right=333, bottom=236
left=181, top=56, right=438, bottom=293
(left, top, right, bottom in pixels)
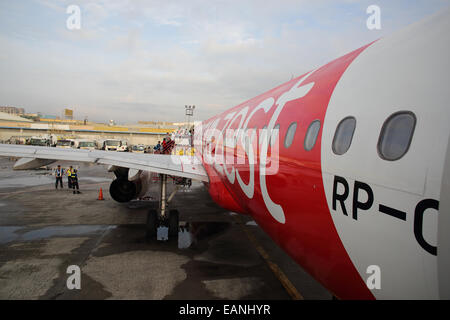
left=97, top=188, right=104, bottom=200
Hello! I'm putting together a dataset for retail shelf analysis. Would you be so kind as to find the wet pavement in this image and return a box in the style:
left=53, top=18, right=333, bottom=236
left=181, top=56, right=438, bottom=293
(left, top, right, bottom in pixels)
left=0, top=157, right=331, bottom=300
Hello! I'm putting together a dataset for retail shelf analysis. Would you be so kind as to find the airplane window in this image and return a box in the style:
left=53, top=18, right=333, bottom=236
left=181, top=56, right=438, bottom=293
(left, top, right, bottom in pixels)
left=332, top=117, right=356, bottom=155
left=284, top=122, right=297, bottom=148
left=270, top=124, right=280, bottom=147
left=304, top=120, right=321, bottom=151
left=378, top=111, right=416, bottom=161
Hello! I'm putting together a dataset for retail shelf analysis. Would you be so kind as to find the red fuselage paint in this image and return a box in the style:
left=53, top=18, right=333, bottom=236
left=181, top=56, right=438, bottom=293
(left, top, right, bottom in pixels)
left=195, top=43, right=376, bottom=299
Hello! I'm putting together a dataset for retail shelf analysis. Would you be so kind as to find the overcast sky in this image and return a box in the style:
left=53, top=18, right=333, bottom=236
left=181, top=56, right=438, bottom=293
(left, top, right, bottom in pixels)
left=0, top=0, right=448, bottom=124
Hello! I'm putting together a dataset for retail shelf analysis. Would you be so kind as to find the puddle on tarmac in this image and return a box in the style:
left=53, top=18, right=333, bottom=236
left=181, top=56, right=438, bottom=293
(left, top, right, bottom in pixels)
left=0, top=225, right=115, bottom=244
left=0, top=176, right=110, bottom=189
left=0, top=176, right=54, bottom=189
left=0, top=222, right=230, bottom=249
left=0, top=226, right=23, bottom=244
left=79, top=177, right=111, bottom=183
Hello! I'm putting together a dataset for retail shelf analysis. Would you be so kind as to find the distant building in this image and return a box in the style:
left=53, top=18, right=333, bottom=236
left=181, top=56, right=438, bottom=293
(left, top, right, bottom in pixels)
left=138, top=121, right=176, bottom=126
left=0, top=106, right=25, bottom=115
left=64, top=108, right=73, bottom=120
left=40, top=114, right=58, bottom=120
left=0, top=111, right=32, bottom=122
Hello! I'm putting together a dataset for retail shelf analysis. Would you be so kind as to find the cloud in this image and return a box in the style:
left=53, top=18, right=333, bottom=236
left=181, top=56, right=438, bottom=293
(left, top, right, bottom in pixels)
left=0, top=0, right=448, bottom=124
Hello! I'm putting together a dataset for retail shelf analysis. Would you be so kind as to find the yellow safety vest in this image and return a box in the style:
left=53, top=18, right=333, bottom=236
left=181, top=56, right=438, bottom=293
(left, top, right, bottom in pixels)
left=67, top=169, right=71, bottom=176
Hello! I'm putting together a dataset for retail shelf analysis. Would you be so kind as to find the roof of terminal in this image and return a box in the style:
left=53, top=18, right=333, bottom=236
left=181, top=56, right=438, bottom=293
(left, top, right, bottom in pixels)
left=0, top=112, right=32, bottom=122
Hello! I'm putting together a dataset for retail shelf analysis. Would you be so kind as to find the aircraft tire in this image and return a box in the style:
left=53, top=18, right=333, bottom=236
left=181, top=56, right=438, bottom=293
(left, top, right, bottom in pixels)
left=168, top=210, right=179, bottom=237
left=146, top=209, right=157, bottom=239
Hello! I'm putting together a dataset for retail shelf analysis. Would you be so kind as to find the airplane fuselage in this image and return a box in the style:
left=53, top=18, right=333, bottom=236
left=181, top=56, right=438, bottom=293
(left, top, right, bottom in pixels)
left=194, top=9, right=450, bottom=299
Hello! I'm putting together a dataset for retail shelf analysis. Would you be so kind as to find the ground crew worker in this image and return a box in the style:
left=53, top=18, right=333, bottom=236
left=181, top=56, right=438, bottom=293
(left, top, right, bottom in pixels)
left=71, top=169, right=81, bottom=194
left=162, top=137, right=175, bottom=154
left=67, top=166, right=73, bottom=189
left=55, top=165, right=64, bottom=189
left=153, top=141, right=161, bottom=153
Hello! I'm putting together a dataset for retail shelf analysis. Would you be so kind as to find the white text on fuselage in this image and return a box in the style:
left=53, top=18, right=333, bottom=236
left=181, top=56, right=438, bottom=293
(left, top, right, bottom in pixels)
left=195, top=70, right=316, bottom=224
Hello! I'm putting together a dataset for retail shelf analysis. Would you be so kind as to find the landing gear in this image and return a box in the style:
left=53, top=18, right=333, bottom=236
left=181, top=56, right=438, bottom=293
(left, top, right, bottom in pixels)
left=168, top=210, right=179, bottom=237
left=146, top=209, right=157, bottom=239
left=146, top=174, right=180, bottom=241
left=173, top=177, right=192, bottom=188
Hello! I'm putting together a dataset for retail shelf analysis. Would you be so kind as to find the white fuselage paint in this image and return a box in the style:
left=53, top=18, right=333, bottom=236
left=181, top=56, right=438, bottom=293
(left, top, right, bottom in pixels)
left=224, top=107, right=249, bottom=185
left=236, top=98, right=274, bottom=199
left=321, top=9, right=450, bottom=299
left=200, top=72, right=315, bottom=224
left=258, top=71, right=315, bottom=224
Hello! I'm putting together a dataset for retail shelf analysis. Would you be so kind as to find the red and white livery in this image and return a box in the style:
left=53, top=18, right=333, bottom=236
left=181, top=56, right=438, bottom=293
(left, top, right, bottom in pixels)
left=1, top=8, right=449, bottom=299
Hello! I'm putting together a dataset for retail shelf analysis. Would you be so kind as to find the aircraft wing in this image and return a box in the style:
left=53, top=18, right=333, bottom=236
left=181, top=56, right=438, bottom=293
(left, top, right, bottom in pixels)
left=0, top=144, right=208, bottom=182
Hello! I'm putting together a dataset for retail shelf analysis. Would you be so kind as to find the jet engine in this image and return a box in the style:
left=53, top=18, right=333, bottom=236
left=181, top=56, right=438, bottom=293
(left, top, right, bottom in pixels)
left=108, top=166, right=151, bottom=203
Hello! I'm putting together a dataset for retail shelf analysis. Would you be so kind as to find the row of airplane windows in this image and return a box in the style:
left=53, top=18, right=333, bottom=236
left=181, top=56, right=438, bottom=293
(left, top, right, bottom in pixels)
left=261, top=111, right=416, bottom=161
left=330, top=111, right=416, bottom=161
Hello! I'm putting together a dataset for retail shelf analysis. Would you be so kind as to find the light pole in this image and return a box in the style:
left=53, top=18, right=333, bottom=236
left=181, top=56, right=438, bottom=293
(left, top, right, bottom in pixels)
left=185, top=105, right=195, bottom=149
left=185, top=105, right=195, bottom=129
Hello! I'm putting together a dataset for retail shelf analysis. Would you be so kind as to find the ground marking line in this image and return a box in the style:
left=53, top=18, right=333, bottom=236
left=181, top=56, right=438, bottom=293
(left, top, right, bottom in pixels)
left=233, top=215, right=303, bottom=300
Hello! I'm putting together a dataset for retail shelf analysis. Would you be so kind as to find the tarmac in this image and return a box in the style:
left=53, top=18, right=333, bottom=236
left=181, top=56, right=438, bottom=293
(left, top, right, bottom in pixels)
left=0, top=157, right=331, bottom=300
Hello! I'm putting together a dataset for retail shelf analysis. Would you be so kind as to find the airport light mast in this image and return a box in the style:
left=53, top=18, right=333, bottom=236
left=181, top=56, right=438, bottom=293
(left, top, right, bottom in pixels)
left=185, top=105, right=195, bottom=148
left=185, top=105, right=195, bottom=129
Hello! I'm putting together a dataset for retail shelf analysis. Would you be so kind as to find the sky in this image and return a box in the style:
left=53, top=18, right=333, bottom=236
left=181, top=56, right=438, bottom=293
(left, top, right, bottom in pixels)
left=0, top=0, right=449, bottom=124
